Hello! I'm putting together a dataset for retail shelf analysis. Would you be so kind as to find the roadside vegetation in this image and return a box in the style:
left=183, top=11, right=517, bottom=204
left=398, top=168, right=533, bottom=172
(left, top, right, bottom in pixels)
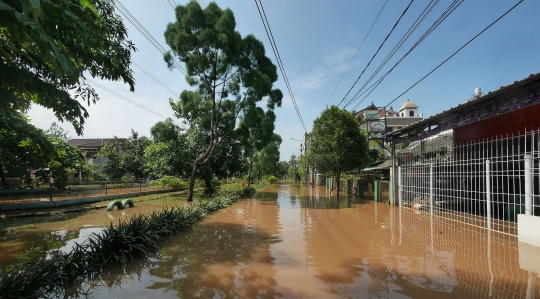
left=0, top=188, right=256, bottom=299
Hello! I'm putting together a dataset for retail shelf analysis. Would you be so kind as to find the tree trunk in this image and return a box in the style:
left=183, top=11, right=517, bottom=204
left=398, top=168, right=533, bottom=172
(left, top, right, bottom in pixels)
left=336, top=172, right=341, bottom=197
left=186, top=162, right=200, bottom=202
left=0, top=161, right=6, bottom=187
left=204, top=177, right=214, bottom=197
left=248, top=159, right=253, bottom=187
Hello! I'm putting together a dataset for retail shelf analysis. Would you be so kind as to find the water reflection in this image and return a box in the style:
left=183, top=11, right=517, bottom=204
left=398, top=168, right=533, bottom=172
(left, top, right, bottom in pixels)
left=1, top=183, right=539, bottom=298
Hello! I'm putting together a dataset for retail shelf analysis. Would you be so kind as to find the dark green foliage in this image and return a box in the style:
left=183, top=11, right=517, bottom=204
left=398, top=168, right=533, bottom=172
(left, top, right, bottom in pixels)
left=308, top=106, right=372, bottom=195
left=148, top=176, right=187, bottom=189
left=0, top=111, right=85, bottom=188
left=99, top=130, right=151, bottom=178
left=0, top=0, right=136, bottom=134
left=164, top=0, right=282, bottom=201
left=0, top=192, right=247, bottom=299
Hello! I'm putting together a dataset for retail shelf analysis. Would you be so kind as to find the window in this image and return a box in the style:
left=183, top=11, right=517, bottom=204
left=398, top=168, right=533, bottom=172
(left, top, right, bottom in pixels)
left=409, top=111, right=414, bottom=117
left=86, top=150, right=97, bottom=159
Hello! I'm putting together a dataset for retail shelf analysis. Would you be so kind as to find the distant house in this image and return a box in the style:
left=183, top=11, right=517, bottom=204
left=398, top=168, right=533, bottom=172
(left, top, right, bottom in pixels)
left=68, top=138, right=117, bottom=166
left=354, top=99, right=424, bottom=134
left=354, top=100, right=424, bottom=159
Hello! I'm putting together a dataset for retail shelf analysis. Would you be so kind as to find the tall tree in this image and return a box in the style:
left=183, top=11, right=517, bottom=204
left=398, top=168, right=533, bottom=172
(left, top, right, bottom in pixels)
left=308, top=106, right=371, bottom=196
left=257, top=134, right=282, bottom=179
left=0, top=0, right=136, bottom=134
left=164, top=1, right=282, bottom=201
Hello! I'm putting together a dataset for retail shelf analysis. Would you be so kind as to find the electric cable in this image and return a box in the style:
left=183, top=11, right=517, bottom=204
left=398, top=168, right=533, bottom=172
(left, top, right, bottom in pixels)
left=132, top=61, right=180, bottom=98
left=344, top=0, right=445, bottom=109
left=325, top=0, right=388, bottom=106
left=254, top=0, right=307, bottom=133
left=337, top=0, right=414, bottom=108
left=374, top=0, right=525, bottom=119
left=348, top=0, right=466, bottom=111
left=114, top=0, right=187, bottom=76
left=87, top=79, right=169, bottom=120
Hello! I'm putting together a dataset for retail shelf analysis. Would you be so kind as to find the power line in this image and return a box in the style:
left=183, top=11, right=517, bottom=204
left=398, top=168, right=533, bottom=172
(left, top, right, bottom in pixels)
left=132, top=61, right=180, bottom=98
left=254, top=0, right=307, bottom=133
left=337, top=0, right=414, bottom=108
left=376, top=0, right=524, bottom=118
left=87, top=79, right=169, bottom=120
left=326, top=0, right=388, bottom=107
left=347, top=0, right=465, bottom=110
left=159, top=0, right=174, bottom=18
left=113, top=0, right=187, bottom=76
left=350, top=0, right=465, bottom=111
left=344, top=0, right=443, bottom=109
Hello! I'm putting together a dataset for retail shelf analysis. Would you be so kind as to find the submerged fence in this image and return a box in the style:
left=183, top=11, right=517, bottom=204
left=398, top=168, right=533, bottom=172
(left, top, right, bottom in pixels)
left=0, top=179, right=181, bottom=204
left=397, top=128, right=540, bottom=236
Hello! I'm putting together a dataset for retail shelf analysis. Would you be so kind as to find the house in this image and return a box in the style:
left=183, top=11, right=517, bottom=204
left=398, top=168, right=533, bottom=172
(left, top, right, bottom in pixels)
left=385, top=72, right=540, bottom=245
left=68, top=138, right=117, bottom=166
left=355, top=100, right=424, bottom=134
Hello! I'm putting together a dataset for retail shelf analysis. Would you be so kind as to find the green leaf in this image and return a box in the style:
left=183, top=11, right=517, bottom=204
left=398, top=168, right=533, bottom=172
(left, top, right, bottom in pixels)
left=0, top=2, right=14, bottom=11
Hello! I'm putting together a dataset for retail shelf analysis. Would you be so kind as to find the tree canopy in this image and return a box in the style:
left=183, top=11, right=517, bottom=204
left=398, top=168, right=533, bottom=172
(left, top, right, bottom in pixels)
left=0, top=0, right=136, bottom=134
left=99, top=130, right=151, bottom=179
left=164, top=0, right=282, bottom=201
left=308, top=106, right=371, bottom=195
left=0, top=112, right=85, bottom=188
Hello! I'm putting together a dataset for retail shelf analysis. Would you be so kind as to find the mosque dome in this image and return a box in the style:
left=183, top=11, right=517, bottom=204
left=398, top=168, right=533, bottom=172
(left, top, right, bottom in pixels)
left=400, top=99, right=418, bottom=110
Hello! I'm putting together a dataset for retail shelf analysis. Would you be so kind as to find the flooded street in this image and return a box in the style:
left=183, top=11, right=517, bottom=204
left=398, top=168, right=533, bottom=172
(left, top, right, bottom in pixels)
left=2, top=183, right=540, bottom=298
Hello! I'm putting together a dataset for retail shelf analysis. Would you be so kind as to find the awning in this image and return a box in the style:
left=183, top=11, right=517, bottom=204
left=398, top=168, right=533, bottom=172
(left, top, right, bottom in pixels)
left=362, top=159, right=393, bottom=171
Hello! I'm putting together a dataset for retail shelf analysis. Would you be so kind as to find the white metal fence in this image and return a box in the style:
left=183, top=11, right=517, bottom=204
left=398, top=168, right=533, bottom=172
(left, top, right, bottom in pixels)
left=397, top=128, right=540, bottom=235
left=396, top=207, right=539, bottom=298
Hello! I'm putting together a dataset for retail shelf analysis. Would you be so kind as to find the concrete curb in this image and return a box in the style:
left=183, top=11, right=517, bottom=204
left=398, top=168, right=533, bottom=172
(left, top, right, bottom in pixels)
left=0, top=189, right=182, bottom=211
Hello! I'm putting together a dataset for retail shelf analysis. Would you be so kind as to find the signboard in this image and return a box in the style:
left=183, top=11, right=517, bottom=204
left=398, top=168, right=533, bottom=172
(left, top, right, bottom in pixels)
left=368, top=138, right=385, bottom=149
left=369, top=121, right=386, bottom=132
left=365, top=113, right=379, bottom=119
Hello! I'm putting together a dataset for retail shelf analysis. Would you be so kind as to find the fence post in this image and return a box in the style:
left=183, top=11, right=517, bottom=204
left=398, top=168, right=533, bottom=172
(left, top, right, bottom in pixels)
left=485, top=160, right=492, bottom=230
left=105, top=182, right=108, bottom=196
left=139, top=180, right=142, bottom=192
left=398, top=166, right=402, bottom=207
left=525, top=154, right=533, bottom=215
left=430, top=164, right=434, bottom=215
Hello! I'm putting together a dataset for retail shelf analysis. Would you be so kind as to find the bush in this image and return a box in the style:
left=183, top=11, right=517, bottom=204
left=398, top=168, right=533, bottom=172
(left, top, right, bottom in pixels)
left=148, top=176, right=186, bottom=189
left=267, top=175, right=277, bottom=183
left=121, top=174, right=135, bottom=187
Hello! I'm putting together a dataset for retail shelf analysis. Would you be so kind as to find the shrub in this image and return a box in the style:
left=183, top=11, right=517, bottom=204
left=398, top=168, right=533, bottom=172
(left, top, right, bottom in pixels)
left=267, top=175, right=278, bottom=183
left=121, top=174, right=135, bottom=187
left=148, top=176, right=186, bottom=189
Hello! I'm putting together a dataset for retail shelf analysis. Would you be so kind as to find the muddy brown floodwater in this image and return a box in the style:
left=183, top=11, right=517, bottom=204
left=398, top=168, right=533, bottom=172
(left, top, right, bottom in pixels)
left=2, top=182, right=540, bottom=298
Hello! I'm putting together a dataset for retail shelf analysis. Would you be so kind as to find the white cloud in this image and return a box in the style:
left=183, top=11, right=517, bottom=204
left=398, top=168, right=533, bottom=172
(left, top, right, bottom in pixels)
left=290, top=46, right=360, bottom=94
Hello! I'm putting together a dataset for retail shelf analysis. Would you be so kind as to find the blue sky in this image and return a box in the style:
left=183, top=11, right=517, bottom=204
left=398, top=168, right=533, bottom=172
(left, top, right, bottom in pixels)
left=28, top=0, right=540, bottom=161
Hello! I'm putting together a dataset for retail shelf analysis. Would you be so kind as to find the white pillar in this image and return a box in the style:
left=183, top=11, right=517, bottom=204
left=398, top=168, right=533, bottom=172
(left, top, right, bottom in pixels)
left=524, top=154, right=533, bottom=215
left=486, top=159, right=492, bottom=230
left=430, top=164, right=434, bottom=215
left=398, top=166, right=402, bottom=207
